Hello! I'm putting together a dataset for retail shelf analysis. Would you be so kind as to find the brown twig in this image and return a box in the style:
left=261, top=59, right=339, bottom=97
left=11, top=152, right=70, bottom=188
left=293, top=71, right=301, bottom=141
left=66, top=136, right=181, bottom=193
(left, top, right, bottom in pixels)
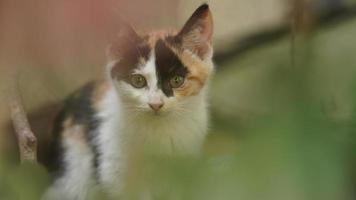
left=289, top=0, right=315, bottom=68
left=8, top=79, right=37, bottom=163
left=290, top=0, right=315, bottom=35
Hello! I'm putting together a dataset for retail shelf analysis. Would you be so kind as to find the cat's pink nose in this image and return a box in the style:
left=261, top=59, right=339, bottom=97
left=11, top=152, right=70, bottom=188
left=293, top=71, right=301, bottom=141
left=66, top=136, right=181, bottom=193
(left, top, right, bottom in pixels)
left=148, top=103, right=164, bottom=111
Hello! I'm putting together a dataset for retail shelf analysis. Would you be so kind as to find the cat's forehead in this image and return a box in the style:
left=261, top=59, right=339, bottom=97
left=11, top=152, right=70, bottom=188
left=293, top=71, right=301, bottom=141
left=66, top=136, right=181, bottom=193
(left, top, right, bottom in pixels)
left=143, top=30, right=179, bottom=48
left=127, top=29, right=189, bottom=77
left=141, top=31, right=189, bottom=97
left=111, top=29, right=212, bottom=97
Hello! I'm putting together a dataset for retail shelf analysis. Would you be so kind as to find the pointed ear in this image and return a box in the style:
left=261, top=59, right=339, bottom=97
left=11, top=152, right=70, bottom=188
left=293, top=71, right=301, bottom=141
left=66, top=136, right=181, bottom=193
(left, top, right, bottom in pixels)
left=176, top=4, right=213, bottom=60
left=107, top=18, right=141, bottom=61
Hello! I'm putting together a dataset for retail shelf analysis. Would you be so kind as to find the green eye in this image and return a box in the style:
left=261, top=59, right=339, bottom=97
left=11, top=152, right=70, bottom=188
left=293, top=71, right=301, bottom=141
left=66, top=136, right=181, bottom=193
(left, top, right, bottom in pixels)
left=130, top=74, right=147, bottom=88
left=170, top=75, right=185, bottom=88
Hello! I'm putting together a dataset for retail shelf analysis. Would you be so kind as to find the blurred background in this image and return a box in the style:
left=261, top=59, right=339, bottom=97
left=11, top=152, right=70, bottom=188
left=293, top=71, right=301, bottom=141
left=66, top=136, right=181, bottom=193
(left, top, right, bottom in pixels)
left=1, top=0, right=356, bottom=199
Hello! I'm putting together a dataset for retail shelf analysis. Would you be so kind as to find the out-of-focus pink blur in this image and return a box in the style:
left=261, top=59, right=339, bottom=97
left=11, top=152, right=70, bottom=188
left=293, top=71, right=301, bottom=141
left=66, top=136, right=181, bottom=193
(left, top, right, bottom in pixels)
left=0, top=0, right=178, bottom=68
left=0, top=0, right=179, bottom=156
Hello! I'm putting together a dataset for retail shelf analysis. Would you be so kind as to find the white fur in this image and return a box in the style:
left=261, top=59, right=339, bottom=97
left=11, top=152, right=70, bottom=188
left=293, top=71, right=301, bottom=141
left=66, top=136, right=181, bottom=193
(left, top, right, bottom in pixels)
left=98, top=54, right=210, bottom=198
left=44, top=125, right=96, bottom=200
left=45, top=52, right=212, bottom=200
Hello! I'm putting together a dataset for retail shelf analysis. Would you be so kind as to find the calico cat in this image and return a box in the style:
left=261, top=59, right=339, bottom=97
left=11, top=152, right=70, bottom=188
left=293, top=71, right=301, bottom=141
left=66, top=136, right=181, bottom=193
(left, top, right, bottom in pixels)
left=45, top=4, right=214, bottom=200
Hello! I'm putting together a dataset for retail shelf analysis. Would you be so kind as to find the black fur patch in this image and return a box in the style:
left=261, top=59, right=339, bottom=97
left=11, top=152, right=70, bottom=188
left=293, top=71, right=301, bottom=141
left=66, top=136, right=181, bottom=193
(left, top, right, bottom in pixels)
left=49, top=82, right=101, bottom=181
left=48, top=108, right=66, bottom=180
left=155, top=39, right=188, bottom=97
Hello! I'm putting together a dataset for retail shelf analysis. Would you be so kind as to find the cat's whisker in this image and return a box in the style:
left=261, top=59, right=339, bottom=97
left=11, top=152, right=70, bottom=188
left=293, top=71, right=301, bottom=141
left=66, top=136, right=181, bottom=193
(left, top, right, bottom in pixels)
left=175, top=107, right=194, bottom=113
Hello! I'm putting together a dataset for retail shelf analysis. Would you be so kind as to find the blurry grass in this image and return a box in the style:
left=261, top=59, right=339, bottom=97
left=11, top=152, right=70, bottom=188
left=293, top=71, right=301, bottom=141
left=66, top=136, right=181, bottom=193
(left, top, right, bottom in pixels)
left=345, top=0, right=356, bottom=7
left=0, top=161, right=49, bottom=200
left=210, top=17, right=356, bottom=136
left=1, top=16, right=356, bottom=200
left=205, top=17, right=356, bottom=199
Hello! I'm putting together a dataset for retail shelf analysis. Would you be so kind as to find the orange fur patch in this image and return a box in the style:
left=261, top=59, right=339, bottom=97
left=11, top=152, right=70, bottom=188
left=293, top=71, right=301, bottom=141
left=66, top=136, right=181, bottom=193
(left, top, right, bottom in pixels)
left=61, top=117, right=87, bottom=149
left=144, top=30, right=178, bottom=48
left=170, top=47, right=213, bottom=97
left=91, top=80, right=111, bottom=110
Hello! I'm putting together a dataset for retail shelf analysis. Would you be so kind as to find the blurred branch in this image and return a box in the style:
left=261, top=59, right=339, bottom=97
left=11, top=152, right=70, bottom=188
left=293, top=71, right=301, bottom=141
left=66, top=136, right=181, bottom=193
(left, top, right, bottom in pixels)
left=214, top=4, right=356, bottom=66
left=8, top=75, right=38, bottom=163
left=289, top=0, right=315, bottom=67
left=290, top=0, right=315, bottom=35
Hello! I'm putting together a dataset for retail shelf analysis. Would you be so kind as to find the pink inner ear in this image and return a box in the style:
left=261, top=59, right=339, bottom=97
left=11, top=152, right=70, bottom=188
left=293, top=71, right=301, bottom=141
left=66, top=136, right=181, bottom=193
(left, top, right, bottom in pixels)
left=199, top=14, right=213, bottom=44
left=178, top=4, right=213, bottom=43
left=176, top=4, right=213, bottom=59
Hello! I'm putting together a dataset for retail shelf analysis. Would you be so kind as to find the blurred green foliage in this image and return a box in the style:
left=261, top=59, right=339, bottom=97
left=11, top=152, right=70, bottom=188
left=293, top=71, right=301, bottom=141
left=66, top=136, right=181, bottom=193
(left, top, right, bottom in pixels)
left=1, top=14, right=356, bottom=200
left=0, top=161, right=48, bottom=200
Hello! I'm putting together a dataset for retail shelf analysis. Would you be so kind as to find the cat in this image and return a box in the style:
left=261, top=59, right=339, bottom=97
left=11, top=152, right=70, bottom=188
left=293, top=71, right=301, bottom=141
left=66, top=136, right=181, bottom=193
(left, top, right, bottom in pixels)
left=44, top=4, right=214, bottom=200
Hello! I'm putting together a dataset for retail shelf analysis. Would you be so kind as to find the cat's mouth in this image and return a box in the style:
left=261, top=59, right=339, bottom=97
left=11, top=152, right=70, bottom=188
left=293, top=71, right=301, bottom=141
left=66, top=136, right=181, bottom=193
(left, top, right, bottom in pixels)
left=150, top=109, right=165, bottom=116
left=147, top=108, right=169, bottom=116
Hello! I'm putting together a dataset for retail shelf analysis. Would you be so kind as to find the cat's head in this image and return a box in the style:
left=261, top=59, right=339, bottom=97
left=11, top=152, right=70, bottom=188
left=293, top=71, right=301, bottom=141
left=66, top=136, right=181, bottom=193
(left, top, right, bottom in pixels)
left=107, top=4, right=214, bottom=115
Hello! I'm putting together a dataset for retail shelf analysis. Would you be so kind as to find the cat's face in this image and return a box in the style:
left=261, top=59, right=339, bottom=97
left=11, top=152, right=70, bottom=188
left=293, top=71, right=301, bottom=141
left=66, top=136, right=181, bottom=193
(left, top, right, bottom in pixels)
left=107, top=4, right=214, bottom=115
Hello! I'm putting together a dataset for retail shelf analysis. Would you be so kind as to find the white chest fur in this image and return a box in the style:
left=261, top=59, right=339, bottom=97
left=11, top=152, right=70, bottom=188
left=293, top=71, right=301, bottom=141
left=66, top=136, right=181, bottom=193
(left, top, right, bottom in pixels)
left=95, top=85, right=209, bottom=196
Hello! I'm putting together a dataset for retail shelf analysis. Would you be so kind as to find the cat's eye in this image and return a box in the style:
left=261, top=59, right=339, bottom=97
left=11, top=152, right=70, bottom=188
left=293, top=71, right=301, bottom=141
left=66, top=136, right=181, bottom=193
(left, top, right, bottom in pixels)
left=130, top=74, right=147, bottom=88
left=170, top=75, right=185, bottom=88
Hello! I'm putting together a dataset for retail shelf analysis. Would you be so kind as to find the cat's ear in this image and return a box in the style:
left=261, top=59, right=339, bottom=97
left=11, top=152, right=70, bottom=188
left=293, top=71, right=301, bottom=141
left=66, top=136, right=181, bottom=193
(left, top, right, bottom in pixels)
left=176, top=4, right=213, bottom=60
left=107, top=18, right=141, bottom=61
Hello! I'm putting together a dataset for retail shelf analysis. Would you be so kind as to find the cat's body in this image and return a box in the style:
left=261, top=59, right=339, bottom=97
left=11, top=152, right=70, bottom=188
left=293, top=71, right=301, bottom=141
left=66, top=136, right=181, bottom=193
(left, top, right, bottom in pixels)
left=45, top=4, right=214, bottom=200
